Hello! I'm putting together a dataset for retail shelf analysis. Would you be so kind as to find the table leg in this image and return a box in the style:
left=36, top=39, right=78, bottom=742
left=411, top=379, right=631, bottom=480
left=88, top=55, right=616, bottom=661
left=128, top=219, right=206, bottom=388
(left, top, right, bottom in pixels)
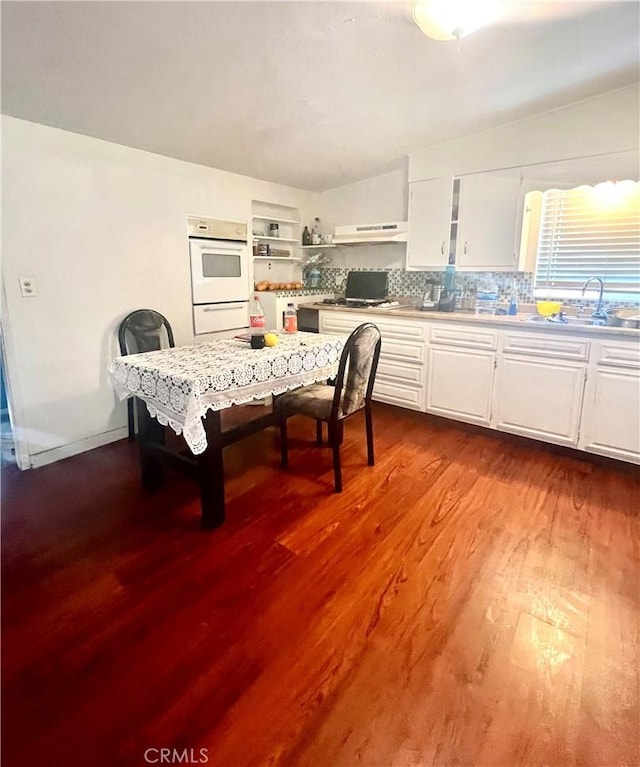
left=198, top=409, right=225, bottom=529
left=135, top=397, right=165, bottom=489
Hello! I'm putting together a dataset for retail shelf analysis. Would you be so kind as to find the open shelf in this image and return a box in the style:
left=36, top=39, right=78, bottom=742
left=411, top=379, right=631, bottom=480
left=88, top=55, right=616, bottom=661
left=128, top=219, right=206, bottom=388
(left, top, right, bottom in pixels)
left=252, top=215, right=300, bottom=225
left=251, top=200, right=304, bottom=286
left=300, top=244, right=336, bottom=249
left=254, top=236, right=299, bottom=244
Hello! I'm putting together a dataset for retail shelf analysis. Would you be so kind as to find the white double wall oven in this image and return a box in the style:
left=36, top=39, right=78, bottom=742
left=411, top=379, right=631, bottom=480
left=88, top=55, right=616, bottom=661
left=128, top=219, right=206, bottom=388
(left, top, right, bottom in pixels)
left=188, top=216, right=250, bottom=335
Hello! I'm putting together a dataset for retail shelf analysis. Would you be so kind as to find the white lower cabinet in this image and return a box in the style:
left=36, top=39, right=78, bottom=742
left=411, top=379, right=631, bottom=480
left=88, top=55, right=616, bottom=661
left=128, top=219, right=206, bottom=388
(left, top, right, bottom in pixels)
left=579, top=340, right=640, bottom=462
left=319, top=311, right=426, bottom=410
left=426, top=347, right=495, bottom=425
left=493, top=355, right=587, bottom=446
left=492, top=331, right=590, bottom=447
left=425, top=324, right=498, bottom=425
left=319, top=309, right=639, bottom=464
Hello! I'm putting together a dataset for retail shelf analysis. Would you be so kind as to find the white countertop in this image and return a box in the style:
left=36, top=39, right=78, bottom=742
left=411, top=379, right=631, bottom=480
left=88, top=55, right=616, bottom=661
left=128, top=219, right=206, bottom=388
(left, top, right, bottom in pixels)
left=299, top=302, right=640, bottom=339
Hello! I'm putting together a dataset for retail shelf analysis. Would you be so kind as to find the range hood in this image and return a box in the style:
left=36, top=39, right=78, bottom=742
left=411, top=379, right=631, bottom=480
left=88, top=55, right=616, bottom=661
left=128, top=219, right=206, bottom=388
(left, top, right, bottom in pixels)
left=333, top=221, right=408, bottom=245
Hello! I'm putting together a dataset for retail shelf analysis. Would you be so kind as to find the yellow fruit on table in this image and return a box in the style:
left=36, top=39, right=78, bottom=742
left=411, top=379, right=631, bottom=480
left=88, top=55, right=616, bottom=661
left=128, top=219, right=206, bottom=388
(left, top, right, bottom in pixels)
left=264, top=333, right=278, bottom=347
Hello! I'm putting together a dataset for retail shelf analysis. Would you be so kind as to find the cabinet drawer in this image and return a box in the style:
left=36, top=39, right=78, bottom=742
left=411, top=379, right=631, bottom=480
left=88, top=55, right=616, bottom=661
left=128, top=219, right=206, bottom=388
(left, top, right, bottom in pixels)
left=502, top=331, right=590, bottom=360
left=373, top=380, right=423, bottom=411
left=597, top=340, right=640, bottom=369
left=377, top=359, right=424, bottom=385
left=429, top=324, right=499, bottom=350
left=375, top=317, right=426, bottom=342
left=193, top=302, right=248, bottom=335
left=380, top=339, right=424, bottom=366
left=320, top=313, right=370, bottom=336
left=320, top=311, right=426, bottom=342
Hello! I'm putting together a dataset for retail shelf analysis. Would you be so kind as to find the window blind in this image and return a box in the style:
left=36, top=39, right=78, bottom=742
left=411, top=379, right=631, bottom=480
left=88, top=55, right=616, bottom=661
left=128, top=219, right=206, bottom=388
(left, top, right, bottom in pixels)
left=534, top=181, right=640, bottom=300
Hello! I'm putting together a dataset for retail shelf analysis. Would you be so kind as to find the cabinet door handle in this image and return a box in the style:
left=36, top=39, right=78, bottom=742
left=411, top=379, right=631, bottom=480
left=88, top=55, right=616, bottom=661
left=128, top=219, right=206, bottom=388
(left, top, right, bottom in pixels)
left=441, top=241, right=445, bottom=255
left=464, top=241, right=468, bottom=254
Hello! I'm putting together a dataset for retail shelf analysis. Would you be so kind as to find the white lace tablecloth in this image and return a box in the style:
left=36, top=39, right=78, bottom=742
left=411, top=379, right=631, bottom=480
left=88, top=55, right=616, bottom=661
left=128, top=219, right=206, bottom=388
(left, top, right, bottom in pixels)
left=108, top=332, right=345, bottom=455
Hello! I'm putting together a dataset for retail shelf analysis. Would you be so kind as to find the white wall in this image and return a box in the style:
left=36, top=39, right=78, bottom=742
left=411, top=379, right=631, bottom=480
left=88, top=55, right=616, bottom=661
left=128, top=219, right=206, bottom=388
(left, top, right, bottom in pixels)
left=409, top=84, right=640, bottom=181
left=1, top=117, right=318, bottom=467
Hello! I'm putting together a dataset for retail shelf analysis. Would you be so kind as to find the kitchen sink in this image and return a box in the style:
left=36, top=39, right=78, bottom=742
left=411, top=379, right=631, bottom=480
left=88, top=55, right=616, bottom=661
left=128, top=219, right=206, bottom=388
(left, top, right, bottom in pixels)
left=520, top=314, right=604, bottom=327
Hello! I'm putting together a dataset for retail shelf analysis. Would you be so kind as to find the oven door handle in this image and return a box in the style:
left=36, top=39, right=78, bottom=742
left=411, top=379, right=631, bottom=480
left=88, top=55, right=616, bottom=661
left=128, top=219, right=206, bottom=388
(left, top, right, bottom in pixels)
left=195, top=242, right=245, bottom=254
left=202, top=302, right=247, bottom=312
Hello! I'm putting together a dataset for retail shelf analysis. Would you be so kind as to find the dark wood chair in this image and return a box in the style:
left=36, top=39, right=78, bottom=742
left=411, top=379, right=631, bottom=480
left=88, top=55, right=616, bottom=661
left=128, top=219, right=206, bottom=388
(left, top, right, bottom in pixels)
left=117, top=309, right=175, bottom=440
left=277, top=322, right=382, bottom=492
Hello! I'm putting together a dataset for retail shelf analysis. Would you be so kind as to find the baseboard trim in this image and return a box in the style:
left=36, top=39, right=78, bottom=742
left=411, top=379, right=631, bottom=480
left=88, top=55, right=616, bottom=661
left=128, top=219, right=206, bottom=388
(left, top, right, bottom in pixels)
left=29, top=427, right=129, bottom=469
left=411, top=406, right=640, bottom=472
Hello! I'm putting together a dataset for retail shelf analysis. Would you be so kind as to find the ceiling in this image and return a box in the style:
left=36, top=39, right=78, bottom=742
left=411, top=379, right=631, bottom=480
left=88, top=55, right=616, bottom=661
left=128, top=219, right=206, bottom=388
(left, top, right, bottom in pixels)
left=2, top=1, right=639, bottom=192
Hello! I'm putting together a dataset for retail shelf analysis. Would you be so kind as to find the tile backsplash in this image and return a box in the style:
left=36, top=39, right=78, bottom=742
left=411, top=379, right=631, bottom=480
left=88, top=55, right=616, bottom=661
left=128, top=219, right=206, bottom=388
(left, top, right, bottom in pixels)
left=315, top=267, right=639, bottom=309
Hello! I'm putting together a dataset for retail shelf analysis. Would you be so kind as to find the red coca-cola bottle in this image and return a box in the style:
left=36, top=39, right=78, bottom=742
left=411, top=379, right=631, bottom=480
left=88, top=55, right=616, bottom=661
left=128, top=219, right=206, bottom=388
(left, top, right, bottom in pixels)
left=249, top=295, right=266, bottom=347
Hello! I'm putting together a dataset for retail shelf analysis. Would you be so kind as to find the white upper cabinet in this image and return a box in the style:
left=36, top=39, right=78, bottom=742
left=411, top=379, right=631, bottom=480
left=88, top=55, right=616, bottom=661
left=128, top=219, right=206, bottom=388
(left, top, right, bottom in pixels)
left=406, top=174, right=522, bottom=272
left=456, top=174, right=521, bottom=271
left=406, top=177, right=453, bottom=270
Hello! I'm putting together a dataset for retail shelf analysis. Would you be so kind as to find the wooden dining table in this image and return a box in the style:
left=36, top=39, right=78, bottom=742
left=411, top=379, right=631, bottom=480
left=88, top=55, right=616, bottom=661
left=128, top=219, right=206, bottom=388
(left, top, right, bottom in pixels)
left=109, top=331, right=346, bottom=528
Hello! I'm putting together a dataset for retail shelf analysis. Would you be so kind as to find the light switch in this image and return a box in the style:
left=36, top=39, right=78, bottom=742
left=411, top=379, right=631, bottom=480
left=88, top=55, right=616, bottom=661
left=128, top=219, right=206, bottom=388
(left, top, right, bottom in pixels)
left=19, top=277, right=37, bottom=297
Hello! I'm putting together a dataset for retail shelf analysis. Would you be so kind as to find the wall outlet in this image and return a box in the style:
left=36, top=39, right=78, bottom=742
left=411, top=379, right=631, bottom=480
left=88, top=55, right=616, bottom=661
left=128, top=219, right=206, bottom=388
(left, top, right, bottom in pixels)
left=19, top=277, right=37, bottom=297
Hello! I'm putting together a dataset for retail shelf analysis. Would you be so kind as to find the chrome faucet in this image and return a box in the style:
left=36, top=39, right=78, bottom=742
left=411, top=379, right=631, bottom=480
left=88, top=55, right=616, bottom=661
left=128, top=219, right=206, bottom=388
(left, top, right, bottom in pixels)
left=581, top=277, right=606, bottom=319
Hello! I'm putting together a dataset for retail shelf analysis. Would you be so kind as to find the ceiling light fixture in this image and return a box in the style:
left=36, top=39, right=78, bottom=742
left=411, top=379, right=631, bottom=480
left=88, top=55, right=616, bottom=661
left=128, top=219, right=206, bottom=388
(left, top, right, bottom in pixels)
left=413, top=0, right=502, bottom=41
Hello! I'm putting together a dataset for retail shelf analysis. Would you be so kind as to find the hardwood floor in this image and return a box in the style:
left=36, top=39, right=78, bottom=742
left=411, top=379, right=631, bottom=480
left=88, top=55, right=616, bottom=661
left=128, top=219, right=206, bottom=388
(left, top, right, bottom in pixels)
left=2, top=403, right=638, bottom=767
